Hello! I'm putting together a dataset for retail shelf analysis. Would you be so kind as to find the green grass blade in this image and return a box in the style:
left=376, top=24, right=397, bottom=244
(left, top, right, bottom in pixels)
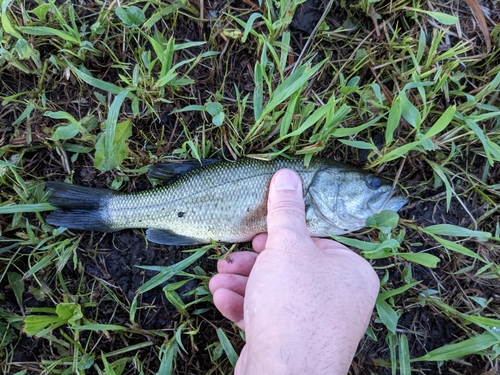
left=338, top=140, right=376, bottom=150
left=416, top=28, right=426, bottom=64
left=399, top=334, right=411, bottom=375
left=411, top=332, right=498, bottom=362
left=216, top=328, right=238, bottom=367
left=19, top=26, right=80, bottom=44
left=12, top=102, right=35, bottom=126
left=330, top=235, right=380, bottom=252
left=395, top=253, right=440, bottom=268
left=253, top=62, right=264, bottom=121
left=104, top=91, right=128, bottom=151
left=386, top=97, right=402, bottom=145
left=398, top=90, right=421, bottom=128
left=0, top=203, right=54, bottom=214
left=465, top=119, right=496, bottom=166
left=1, top=2, right=23, bottom=39
left=420, top=105, right=456, bottom=141
left=378, top=281, right=421, bottom=301
left=279, top=100, right=331, bottom=140
left=424, top=11, right=458, bottom=25
left=136, top=248, right=208, bottom=294
left=175, top=323, right=188, bottom=354
left=279, top=90, right=300, bottom=138
left=279, top=31, right=290, bottom=73
left=94, top=90, right=131, bottom=171
left=423, top=224, right=491, bottom=241
left=259, top=60, right=325, bottom=121
left=376, top=300, right=398, bottom=334
left=72, top=324, right=129, bottom=331
left=377, top=141, right=422, bottom=163
left=161, top=37, right=175, bottom=78
left=69, top=64, right=135, bottom=97
left=157, top=337, right=178, bottom=375
left=104, top=342, right=153, bottom=357
left=388, top=333, right=397, bottom=375
left=426, top=160, right=453, bottom=210
left=332, top=115, right=383, bottom=137
left=242, top=13, right=262, bottom=43
left=429, top=234, right=487, bottom=262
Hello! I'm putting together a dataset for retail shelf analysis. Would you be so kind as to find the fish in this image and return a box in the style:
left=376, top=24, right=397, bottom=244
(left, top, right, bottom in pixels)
left=45, top=158, right=407, bottom=245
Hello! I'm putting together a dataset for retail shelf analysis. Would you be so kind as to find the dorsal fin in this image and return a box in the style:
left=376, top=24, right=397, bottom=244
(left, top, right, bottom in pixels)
left=148, top=158, right=221, bottom=182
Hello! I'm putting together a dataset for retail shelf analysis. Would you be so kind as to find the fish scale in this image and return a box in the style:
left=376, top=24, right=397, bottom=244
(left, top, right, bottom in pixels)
left=46, top=158, right=407, bottom=245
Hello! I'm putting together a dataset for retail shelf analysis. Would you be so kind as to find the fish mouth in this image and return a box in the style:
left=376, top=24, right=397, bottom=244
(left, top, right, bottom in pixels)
left=385, top=193, right=407, bottom=212
left=369, top=190, right=407, bottom=214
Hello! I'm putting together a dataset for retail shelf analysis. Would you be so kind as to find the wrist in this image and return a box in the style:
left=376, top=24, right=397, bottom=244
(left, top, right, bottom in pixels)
left=241, top=331, right=353, bottom=375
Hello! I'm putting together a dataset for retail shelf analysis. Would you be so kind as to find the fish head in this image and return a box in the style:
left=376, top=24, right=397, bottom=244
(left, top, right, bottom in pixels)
left=306, top=166, right=407, bottom=235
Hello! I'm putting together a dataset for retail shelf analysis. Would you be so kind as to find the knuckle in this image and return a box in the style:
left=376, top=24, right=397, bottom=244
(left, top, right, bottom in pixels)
left=270, top=227, right=309, bottom=249
left=269, top=198, right=305, bottom=219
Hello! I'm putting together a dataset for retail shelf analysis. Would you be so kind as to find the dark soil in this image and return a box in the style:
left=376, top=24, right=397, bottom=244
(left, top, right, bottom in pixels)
left=355, top=189, right=499, bottom=375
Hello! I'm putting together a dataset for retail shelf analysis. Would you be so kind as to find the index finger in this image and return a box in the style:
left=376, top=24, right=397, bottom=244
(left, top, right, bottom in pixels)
left=252, top=233, right=268, bottom=253
left=312, top=237, right=352, bottom=252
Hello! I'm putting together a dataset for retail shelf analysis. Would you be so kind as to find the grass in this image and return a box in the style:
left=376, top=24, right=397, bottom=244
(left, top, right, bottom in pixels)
left=1, top=0, right=500, bottom=374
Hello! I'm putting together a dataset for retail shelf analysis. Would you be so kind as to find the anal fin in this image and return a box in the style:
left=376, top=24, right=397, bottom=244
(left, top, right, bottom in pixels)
left=146, top=228, right=201, bottom=246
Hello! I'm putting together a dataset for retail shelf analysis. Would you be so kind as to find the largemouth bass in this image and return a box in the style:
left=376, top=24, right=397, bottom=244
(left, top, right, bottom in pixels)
left=46, top=158, right=406, bottom=245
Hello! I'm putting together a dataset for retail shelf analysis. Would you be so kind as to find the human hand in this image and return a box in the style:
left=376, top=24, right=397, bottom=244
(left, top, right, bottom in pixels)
left=209, top=169, right=379, bottom=374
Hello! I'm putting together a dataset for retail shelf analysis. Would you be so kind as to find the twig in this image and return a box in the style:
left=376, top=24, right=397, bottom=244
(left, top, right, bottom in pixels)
left=291, top=0, right=336, bottom=73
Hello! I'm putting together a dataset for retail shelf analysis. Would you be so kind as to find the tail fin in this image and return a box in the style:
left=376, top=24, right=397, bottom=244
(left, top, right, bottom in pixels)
left=46, top=182, right=118, bottom=232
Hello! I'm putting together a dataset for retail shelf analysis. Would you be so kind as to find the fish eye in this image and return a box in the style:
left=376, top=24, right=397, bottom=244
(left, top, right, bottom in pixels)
left=365, top=174, right=382, bottom=190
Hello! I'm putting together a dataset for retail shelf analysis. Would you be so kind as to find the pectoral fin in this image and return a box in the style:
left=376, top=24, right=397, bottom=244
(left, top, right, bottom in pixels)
left=146, top=228, right=201, bottom=246
left=148, top=159, right=221, bottom=182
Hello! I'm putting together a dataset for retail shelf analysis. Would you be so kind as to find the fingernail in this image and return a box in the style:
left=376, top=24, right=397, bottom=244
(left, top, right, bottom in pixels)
left=274, top=169, right=300, bottom=191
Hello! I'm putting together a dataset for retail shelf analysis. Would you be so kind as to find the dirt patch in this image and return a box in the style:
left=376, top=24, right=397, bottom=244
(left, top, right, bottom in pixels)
left=83, top=231, right=213, bottom=322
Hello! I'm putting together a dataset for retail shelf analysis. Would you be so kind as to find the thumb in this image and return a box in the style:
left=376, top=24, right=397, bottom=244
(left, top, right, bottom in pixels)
left=266, top=169, right=310, bottom=244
